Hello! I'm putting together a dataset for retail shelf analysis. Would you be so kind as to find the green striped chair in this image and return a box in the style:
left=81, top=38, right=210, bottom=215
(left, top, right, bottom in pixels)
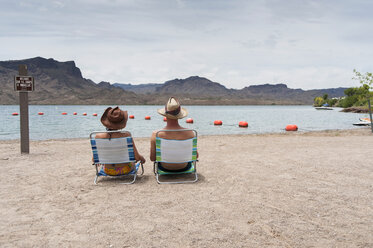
left=154, top=129, right=198, bottom=184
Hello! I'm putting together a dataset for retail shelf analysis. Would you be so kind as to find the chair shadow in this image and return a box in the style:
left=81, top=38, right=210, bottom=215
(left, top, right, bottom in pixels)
left=94, top=173, right=151, bottom=185
left=155, top=173, right=206, bottom=184
left=94, top=173, right=205, bottom=185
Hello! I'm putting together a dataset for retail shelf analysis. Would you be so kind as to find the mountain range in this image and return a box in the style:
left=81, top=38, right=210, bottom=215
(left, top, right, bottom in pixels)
left=0, top=57, right=348, bottom=105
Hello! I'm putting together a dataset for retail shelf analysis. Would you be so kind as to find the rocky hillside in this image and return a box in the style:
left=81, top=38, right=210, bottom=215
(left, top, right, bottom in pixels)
left=0, top=57, right=348, bottom=105
left=0, top=57, right=139, bottom=105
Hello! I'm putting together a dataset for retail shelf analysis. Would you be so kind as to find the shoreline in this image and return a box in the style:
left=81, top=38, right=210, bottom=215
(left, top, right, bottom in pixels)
left=0, top=127, right=369, bottom=144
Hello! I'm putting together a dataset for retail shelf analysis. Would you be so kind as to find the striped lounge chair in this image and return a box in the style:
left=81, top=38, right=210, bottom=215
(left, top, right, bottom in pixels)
left=153, top=129, right=198, bottom=184
left=90, top=131, right=144, bottom=184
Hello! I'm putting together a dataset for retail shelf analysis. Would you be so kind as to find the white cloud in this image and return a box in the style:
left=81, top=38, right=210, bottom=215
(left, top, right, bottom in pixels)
left=0, top=0, right=372, bottom=89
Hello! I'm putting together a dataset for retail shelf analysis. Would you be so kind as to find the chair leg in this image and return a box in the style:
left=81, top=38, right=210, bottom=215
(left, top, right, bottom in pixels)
left=94, top=175, right=99, bottom=185
left=119, top=173, right=137, bottom=184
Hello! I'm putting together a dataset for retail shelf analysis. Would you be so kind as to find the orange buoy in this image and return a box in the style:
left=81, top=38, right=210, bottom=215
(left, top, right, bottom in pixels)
left=163, top=117, right=167, bottom=121
left=239, top=121, right=248, bottom=128
left=12, top=112, right=18, bottom=116
left=214, top=120, right=223, bottom=125
left=145, top=116, right=151, bottom=120
left=93, top=113, right=97, bottom=116
left=285, top=124, right=298, bottom=131
left=129, top=115, right=135, bottom=119
left=38, top=112, right=44, bottom=115
left=186, top=118, right=193, bottom=124
left=62, top=112, right=67, bottom=115
left=73, top=112, right=77, bottom=115
left=82, top=113, right=87, bottom=116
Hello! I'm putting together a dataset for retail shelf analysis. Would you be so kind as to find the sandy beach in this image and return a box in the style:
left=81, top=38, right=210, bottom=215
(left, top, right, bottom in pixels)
left=0, top=128, right=372, bottom=247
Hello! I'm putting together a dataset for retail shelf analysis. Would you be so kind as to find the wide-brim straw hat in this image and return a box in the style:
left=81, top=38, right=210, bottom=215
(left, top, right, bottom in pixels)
left=101, top=106, right=128, bottom=130
left=157, top=97, right=188, bottom=119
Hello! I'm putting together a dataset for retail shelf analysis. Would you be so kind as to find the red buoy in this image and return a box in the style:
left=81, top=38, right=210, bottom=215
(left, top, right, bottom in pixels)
left=214, top=120, right=223, bottom=125
left=285, top=124, right=298, bottom=131
left=145, top=116, right=151, bottom=120
left=129, top=115, right=135, bottom=119
left=73, top=112, right=77, bottom=115
left=12, top=112, right=18, bottom=116
left=239, top=121, right=248, bottom=128
left=186, top=118, right=193, bottom=124
left=38, top=112, right=44, bottom=115
left=82, top=113, right=87, bottom=116
left=93, top=113, right=97, bottom=116
left=62, top=112, right=67, bottom=115
left=163, top=117, right=167, bottom=121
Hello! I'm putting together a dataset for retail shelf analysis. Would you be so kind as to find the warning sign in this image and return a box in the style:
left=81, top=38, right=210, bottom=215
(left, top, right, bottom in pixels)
left=14, top=76, right=34, bottom=92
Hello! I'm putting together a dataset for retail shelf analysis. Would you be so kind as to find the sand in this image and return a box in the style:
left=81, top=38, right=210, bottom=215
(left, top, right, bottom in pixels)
left=0, top=128, right=372, bottom=247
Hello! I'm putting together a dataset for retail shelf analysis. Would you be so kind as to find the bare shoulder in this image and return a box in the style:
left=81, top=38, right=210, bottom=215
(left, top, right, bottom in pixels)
left=95, top=133, right=107, bottom=139
left=122, top=131, right=131, bottom=137
left=150, top=130, right=159, bottom=140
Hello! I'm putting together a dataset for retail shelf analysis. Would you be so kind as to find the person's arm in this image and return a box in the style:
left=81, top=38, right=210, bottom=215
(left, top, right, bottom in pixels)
left=150, top=131, right=157, bottom=161
left=132, top=140, right=145, bottom=164
left=126, top=132, right=145, bottom=164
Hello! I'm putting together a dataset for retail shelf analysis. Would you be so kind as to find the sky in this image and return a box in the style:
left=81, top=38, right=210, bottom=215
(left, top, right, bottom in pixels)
left=0, top=0, right=372, bottom=90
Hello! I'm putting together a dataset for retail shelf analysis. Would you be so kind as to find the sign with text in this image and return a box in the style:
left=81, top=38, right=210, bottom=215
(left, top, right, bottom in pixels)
left=14, top=76, right=34, bottom=92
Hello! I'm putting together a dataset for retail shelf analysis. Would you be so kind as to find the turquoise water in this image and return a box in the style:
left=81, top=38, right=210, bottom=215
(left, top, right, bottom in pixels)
left=0, top=105, right=368, bottom=140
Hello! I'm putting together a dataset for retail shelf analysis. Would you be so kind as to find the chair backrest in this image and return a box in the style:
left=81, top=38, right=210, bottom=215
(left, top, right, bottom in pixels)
left=155, top=130, right=197, bottom=163
left=90, top=131, right=135, bottom=164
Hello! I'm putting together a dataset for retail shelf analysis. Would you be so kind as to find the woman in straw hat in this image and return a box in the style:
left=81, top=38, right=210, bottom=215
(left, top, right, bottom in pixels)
left=96, top=106, right=145, bottom=176
left=150, top=97, right=198, bottom=171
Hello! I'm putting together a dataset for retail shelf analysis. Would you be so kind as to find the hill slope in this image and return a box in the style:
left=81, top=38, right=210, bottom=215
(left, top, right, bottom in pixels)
left=0, top=57, right=348, bottom=105
left=0, top=57, right=139, bottom=105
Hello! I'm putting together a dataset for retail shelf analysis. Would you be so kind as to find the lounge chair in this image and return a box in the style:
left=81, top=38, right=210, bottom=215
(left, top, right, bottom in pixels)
left=90, top=131, right=144, bottom=184
left=153, top=129, right=198, bottom=184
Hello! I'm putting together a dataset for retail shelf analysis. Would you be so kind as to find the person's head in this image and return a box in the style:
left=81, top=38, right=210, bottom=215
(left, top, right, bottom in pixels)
left=157, top=97, right=188, bottom=121
left=101, top=106, right=128, bottom=130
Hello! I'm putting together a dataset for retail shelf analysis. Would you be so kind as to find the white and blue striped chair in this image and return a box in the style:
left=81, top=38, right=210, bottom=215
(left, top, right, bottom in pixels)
left=90, top=131, right=144, bottom=184
left=154, top=129, right=198, bottom=184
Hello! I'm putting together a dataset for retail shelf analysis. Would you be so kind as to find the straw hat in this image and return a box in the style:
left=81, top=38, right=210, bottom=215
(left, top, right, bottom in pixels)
left=101, top=106, right=128, bottom=130
left=157, top=97, right=188, bottom=119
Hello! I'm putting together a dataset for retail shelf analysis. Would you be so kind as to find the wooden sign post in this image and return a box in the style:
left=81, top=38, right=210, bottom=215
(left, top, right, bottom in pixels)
left=14, top=65, right=34, bottom=154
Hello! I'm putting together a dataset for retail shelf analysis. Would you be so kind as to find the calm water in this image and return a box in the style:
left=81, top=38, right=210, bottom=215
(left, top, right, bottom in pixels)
left=0, top=105, right=368, bottom=140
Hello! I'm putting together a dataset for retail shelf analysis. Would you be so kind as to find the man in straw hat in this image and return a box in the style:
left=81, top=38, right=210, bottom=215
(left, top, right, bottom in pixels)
left=95, top=106, right=145, bottom=175
left=150, top=97, right=198, bottom=171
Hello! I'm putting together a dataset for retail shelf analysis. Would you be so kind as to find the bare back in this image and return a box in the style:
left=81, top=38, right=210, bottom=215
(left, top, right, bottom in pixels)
left=150, top=127, right=197, bottom=170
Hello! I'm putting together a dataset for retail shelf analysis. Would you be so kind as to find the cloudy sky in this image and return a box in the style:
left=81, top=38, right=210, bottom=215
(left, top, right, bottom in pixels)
left=1, top=0, right=372, bottom=89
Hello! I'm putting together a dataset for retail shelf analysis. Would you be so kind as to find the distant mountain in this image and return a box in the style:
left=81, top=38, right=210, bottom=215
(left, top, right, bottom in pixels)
left=113, top=83, right=162, bottom=94
left=155, top=76, right=232, bottom=96
left=0, top=57, right=139, bottom=105
left=235, top=84, right=347, bottom=105
left=0, top=57, right=348, bottom=105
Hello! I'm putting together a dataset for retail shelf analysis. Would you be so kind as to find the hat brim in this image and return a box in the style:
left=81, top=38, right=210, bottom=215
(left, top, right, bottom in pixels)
left=157, top=107, right=188, bottom=119
left=101, top=108, right=128, bottom=130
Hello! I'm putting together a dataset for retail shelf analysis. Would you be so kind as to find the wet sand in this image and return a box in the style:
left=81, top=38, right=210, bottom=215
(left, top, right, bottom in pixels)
left=0, top=128, right=372, bottom=247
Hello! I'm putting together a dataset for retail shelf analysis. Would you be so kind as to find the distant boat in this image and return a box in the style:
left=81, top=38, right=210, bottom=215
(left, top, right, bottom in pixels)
left=353, top=117, right=371, bottom=126
left=359, top=117, right=372, bottom=122
left=315, top=103, right=333, bottom=110
left=315, top=107, right=333, bottom=110
left=353, top=122, right=371, bottom=126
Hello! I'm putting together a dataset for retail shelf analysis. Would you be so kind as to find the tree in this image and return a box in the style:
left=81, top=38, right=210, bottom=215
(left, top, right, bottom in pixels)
left=313, top=96, right=324, bottom=107
left=353, top=69, right=373, bottom=90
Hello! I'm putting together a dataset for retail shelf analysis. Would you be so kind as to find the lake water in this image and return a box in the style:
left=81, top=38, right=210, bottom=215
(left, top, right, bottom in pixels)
left=0, top=105, right=368, bottom=140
